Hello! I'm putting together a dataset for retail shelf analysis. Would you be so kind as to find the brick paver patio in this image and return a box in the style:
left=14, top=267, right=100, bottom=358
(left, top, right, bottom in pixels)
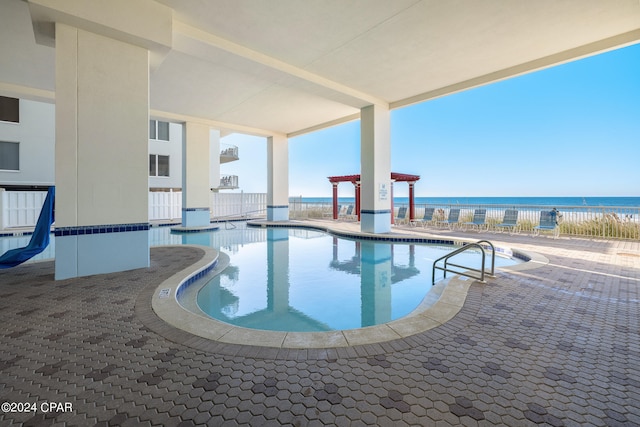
left=1, top=224, right=639, bottom=426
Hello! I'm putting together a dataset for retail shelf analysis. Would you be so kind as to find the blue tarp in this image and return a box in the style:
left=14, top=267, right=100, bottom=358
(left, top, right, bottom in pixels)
left=0, top=187, right=55, bottom=269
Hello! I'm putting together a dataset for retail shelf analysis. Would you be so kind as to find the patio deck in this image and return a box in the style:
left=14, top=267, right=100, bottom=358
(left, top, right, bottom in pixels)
left=1, top=221, right=639, bottom=426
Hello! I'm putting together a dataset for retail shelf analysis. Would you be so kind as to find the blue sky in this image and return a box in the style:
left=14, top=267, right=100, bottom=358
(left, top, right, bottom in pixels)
left=221, top=43, right=640, bottom=198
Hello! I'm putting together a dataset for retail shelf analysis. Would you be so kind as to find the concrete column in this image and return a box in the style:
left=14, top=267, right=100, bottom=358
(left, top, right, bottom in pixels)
left=390, top=181, right=395, bottom=225
left=355, top=181, right=361, bottom=222
left=360, top=104, right=391, bottom=233
left=267, top=134, right=289, bottom=221
left=181, top=122, right=211, bottom=227
left=54, top=24, right=150, bottom=280
left=209, top=129, right=221, bottom=190
left=208, top=129, right=220, bottom=219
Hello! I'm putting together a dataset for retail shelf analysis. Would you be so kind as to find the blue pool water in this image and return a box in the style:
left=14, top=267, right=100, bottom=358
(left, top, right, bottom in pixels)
left=2, top=224, right=520, bottom=332
left=185, top=225, right=520, bottom=332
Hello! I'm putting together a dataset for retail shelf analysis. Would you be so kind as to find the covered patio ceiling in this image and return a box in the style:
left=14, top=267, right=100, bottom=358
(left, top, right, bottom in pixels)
left=2, top=0, right=640, bottom=137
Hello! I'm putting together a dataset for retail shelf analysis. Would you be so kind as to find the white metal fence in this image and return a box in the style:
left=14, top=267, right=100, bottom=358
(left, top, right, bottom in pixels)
left=5, top=191, right=636, bottom=240
left=210, top=192, right=266, bottom=219
left=147, top=191, right=267, bottom=221
left=288, top=200, right=640, bottom=240
left=148, top=190, right=182, bottom=221
left=0, top=190, right=267, bottom=229
left=0, top=189, right=48, bottom=229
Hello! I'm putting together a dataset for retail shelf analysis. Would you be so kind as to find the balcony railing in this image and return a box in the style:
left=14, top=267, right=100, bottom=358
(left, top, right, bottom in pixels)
left=220, top=143, right=239, bottom=163
left=218, top=175, right=239, bottom=190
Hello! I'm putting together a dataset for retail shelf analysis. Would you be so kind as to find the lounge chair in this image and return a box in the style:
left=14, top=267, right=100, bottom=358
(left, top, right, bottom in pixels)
left=436, top=208, right=460, bottom=230
left=493, top=209, right=519, bottom=234
left=533, top=209, right=559, bottom=238
left=324, top=204, right=342, bottom=219
left=394, top=206, right=408, bottom=225
left=339, top=205, right=355, bottom=220
left=410, top=207, right=435, bottom=228
left=463, top=209, right=487, bottom=231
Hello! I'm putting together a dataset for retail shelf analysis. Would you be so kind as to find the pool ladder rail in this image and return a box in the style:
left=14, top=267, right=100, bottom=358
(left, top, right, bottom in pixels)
left=432, top=240, right=496, bottom=285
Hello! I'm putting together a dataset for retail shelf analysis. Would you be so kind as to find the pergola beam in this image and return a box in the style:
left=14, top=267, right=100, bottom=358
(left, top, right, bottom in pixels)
left=328, top=172, right=420, bottom=222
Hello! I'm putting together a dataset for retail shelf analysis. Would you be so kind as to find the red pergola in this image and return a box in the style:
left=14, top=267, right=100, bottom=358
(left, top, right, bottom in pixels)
left=328, top=172, right=421, bottom=223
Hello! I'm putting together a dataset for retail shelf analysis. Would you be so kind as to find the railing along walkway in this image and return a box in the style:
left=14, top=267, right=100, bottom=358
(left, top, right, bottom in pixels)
left=288, top=201, right=640, bottom=240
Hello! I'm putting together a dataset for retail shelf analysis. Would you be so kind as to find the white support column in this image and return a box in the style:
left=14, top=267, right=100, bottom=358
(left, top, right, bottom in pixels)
left=360, top=104, right=392, bottom=233
left=54, top=24, right=151, bottom=280
left=209, top=129, right=221, bottom=191
left=208, top=128, right=220, bottom=218
left=27, top=0, right=172, bottom=279
left=267, top=134, right=289, bottom=221
left=181, top=122, right=211, bottom=227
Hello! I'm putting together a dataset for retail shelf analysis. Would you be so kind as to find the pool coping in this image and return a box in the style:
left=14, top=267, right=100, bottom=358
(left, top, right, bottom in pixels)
left=143, top=222, right=548, bottom=353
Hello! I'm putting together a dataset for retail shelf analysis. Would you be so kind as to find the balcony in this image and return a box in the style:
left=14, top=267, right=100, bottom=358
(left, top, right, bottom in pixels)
left=218, top=175, right=239, bottom=190
left=220, top=143, right=239, bottom=164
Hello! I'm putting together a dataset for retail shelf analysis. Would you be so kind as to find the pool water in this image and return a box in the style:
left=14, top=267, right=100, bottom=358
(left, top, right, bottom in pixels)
left=187, top=225, right=520, bottom=332
left=2, top=224, right=520, bottom=332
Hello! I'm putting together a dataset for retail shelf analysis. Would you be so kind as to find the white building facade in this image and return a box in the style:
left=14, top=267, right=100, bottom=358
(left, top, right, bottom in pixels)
left=0, top=96, right=55, bottom=188
left=0, top=97, right=237, bottom=192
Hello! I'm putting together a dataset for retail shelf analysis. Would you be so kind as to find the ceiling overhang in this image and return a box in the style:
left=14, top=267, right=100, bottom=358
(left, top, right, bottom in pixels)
left=1, top=0, right=639, bottom=139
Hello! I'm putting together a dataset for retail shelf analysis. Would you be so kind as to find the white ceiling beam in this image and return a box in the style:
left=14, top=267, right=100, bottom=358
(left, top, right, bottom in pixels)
left=0, top=82, right=55, bottom=103
left=173, top=21, right=388, bottom=109
left=150, top=109, right=284, bottom=138
left=287, top=113, right=361, bottom=139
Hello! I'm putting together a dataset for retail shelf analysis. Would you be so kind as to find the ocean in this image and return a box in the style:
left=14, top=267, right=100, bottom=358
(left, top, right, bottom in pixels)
left=294, top=196, right=640, bottom=207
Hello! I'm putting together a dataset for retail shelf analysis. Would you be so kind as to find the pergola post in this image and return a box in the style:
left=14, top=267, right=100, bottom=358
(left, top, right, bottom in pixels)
left=328, top=172, right=419, bottom=225
left=409, top=181, right=416, bottom=222
left=332, top=182, right=339, bottom=220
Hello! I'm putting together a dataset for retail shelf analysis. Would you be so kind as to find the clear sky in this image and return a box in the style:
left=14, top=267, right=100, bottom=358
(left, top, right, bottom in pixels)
left=221, top=43, right=640, bottom=198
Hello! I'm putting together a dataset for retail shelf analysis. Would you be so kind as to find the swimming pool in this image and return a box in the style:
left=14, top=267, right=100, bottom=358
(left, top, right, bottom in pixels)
left=2, top=223, right=521, bottom=333
left=170, top=224, right=521, bottom=332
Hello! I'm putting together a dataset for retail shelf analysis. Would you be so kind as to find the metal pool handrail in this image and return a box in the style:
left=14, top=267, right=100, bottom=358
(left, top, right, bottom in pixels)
left=432, top=240, right=496, bottom=285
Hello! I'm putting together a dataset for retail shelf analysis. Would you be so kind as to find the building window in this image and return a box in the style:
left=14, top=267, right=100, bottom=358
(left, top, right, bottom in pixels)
left=0, top=96, right=19, bottom=123
left=149, top=120, right=169, bottom=141
left=0, top=141, right=19, bottom=170
left=149, top=154, right=169, bottom=177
